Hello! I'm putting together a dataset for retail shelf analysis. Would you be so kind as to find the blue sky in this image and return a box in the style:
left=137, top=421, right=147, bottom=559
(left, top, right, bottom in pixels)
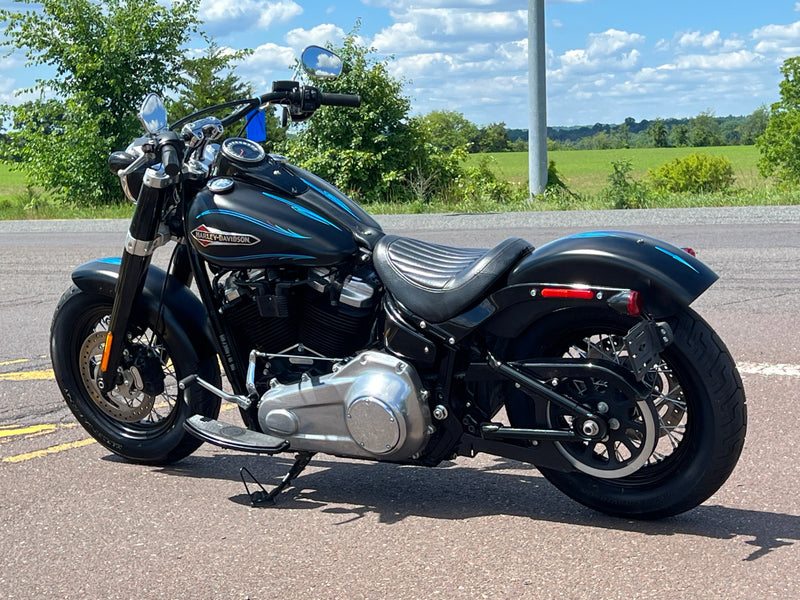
left=3, top=0, right=800, bottom=128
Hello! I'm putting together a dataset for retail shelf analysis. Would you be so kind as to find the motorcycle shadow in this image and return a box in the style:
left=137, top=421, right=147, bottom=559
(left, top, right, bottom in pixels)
left=149, top=451, right=798, bottom=562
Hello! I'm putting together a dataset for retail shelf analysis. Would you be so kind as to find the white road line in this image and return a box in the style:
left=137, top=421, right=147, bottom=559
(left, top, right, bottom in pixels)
left=737, top=362, right=800, bottom=378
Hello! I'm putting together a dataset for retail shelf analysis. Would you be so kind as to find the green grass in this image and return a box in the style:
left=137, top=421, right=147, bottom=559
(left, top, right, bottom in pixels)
left=1, top=145, right=796, bottom=219
left=0, top=164, right=134, bottom=220
left=470, top=146, right=762, bottom=196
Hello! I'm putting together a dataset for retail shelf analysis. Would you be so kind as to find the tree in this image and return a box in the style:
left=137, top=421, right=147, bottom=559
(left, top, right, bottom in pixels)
left=740, top=105, right=769, bottom=145
left=279, top=30, right=452, bottom=203
left=475, top=122, right=512, bottom=152
left=672, top=124, right=690, bottom=147
left=689, top=110, right=723, bottom=147
left=167, top=42, right=253, bottom=121
left=417, top=110, right=479, bottom=153
left=0, top=0, right=202, bottom=204
left=648, top=119, right=669, bottom=147
left=757, top=57, right=800, bottom=181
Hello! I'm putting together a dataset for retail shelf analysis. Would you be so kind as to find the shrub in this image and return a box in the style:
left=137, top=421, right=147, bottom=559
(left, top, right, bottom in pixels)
left=601, top=159, right=650, bottom=209
left=648, top=152, right=735, bottom=194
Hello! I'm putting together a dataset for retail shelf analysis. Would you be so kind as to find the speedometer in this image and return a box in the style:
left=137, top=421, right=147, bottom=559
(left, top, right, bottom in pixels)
left=220, top=137, right=266, bottom=164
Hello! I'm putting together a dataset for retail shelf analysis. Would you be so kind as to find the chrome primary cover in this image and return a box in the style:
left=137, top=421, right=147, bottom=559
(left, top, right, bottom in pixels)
left=257, top=351, right=431, bottom=460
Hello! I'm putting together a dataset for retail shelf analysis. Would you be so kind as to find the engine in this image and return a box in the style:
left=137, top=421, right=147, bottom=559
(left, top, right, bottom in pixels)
left=257, top=350, right=433, bottom=460
left=216, top=264, right=379, bottom=383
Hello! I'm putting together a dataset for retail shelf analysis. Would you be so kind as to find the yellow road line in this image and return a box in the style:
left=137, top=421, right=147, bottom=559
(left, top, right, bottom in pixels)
left=0, top=422, right=78, bottom=440
left=0, top=424, right=57, bottom=438
left=2, top=438, right=96, bottom=464
left=0, top=368, right=55, bottom=382
left=0, top=358, right=29, bottom=367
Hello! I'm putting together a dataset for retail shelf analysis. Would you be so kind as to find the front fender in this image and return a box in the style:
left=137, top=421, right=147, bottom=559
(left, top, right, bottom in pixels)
left=507, top=231, right=717, bottom=317
left=71, top=258, right=217, bottom=361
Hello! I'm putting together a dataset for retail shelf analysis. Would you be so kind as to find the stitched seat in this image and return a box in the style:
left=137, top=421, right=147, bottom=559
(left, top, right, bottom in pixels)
left=373, top=235, right=533, bottom=323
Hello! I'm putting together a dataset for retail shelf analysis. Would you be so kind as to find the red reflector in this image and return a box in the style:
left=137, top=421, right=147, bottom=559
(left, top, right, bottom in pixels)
left=627, top=290, right=643, bottom=317
left=682, top=247, right=696, bottom=257
left=541, top=288, right=595, bottom=300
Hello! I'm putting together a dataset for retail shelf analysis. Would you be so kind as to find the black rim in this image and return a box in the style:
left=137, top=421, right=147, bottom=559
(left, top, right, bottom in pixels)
left=71, top=304, right=182, bottom=440
left=538, top=318, right=696, bottom=487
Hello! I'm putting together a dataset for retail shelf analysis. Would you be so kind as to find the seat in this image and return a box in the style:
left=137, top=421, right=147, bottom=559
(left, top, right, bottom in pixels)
left=373, top=235, right=533, bottom=323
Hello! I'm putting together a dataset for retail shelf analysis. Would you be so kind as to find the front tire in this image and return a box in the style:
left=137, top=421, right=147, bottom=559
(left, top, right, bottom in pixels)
left=505, top=306, right=747, bottom=519
left=51, top=285, right=221, bottom=464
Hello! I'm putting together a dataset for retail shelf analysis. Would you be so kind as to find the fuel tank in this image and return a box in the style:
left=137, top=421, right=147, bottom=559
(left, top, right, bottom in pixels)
left=186, top=158, right=384, bottom=268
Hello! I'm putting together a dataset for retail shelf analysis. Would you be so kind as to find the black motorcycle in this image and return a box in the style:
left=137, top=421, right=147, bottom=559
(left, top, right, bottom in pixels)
left=50, top=46, right=746, bottom=519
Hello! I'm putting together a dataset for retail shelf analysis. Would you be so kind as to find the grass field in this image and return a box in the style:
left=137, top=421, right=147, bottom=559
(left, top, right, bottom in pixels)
left=470, top=145, right=762, bottom=196
left=0, top=145, right=795, bottom=219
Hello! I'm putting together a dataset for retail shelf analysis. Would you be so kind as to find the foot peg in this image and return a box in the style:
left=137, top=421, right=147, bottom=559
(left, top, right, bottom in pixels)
left=184, top=415, right=289, bottom=454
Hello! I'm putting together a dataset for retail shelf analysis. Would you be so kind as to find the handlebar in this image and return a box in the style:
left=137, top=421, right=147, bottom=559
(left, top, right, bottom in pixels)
left=161, top=143, right=181, bottom=177
left=319, top=92, right=361, bottom=108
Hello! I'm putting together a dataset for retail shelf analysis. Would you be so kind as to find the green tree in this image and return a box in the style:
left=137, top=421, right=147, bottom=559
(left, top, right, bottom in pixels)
left=740, top=105, right=769, bottom=145
left=672, top=123, right=690, bottom=147
left=476, top=122, right=511, bottom=152
left=648, top=118, right=669, bottom=147
left=689, top=110, right=723, bottom=147
left=279, top=31, right=450, bottom=202
left=167, top=42, right=253, bottom=121
left=417, top=110, right=479, bottom=153
left=0, top=0, right=202, bottom=204
left=757, top=57, right=800, bottom=180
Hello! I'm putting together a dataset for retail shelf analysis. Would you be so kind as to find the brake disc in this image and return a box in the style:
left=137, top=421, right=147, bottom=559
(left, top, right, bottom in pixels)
left=79, top=331, right=156, bottom=423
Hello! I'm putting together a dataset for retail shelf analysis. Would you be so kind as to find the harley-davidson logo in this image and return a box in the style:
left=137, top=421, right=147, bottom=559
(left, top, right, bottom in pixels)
left=191, top=224, right=260, bottom=248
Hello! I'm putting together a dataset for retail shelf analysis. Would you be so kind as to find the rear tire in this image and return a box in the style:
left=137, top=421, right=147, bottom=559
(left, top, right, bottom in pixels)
left=505, top=306, right=747, bottom=519
left=50, top=285, right=221, bottom=464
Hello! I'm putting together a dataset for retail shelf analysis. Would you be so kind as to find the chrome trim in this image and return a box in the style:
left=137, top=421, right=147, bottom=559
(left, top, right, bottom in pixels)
left=143, top=165, right=176, bottom=189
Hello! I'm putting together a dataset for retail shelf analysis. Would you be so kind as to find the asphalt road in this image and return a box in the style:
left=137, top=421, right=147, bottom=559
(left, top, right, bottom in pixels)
left=1, top=207, right=798, bottom=599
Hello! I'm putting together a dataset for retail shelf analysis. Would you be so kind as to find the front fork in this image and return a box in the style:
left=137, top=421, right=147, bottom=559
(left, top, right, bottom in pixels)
left=97, top=168, right=176, bottom=391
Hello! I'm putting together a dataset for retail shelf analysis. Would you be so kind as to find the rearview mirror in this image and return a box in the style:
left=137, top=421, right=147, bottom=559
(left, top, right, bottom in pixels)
left=138, top=93, right=169, bottom=134
left=301, top=46, right=343, bottom=80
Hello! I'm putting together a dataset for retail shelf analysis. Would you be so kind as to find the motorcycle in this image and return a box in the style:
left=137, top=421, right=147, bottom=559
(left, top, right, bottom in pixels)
left=50, top=46, right=746, bottom=519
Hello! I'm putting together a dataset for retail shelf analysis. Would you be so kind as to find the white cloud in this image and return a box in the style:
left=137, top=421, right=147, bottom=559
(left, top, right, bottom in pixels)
left=199, top=0, right=302, bottom=37
left=285, top=24, right=347, bottom=50
left=678, top=30, right=722, bottom=49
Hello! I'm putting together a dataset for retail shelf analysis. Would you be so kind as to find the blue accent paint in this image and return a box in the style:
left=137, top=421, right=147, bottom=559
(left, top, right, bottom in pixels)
left=263, top=192, right=342, bottom=230
left=196, top=209, right=309, bottom=239
left=569, top=231, right=624, bottom=239
left=205, top=253, right=316, bottom=262
left=98, top=257, right=122, bottom=265
left=654, top=246, right=700, bottom=273
left=299, top=177, right=361, bottom=221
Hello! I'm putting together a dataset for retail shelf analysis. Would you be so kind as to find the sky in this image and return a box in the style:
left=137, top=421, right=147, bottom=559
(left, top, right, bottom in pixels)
left=2, top=0, right=800, bottom=128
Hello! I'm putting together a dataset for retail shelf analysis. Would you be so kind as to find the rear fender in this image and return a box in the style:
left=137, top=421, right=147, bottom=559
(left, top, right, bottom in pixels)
left=71, top=258, right=217, bottom=361
left=508, top=231, right=717, bottom=317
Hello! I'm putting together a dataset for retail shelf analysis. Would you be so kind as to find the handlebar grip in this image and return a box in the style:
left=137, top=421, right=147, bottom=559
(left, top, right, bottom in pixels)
left=161, top=144, right=181, bottom=177
left=319, top=93, right=361, bottom=108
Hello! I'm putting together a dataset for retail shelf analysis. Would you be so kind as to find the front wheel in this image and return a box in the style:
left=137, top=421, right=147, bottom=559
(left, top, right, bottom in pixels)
left=50, top=285, right=221, bottom=464
left=505, top=306, right=747, bottom=519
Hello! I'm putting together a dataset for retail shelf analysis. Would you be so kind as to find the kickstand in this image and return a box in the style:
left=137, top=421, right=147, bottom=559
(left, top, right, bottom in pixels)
left=239, top=452, right=315, bottom=506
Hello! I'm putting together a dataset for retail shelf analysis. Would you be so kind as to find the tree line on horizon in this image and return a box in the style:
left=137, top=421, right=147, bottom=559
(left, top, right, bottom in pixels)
left=426, top=107, right=769, bottom=154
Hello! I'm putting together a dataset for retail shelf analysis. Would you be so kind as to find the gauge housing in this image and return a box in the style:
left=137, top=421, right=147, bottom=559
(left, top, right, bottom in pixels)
left=220, top=138, right=266, bottom=164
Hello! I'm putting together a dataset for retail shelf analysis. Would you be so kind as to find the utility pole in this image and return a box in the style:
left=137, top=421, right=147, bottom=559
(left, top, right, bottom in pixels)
left=528, top=0, right=548, bottom=196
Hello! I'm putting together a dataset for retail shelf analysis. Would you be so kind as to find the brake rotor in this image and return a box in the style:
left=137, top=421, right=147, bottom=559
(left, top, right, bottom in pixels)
left=79, top=331, right=156, bottom=422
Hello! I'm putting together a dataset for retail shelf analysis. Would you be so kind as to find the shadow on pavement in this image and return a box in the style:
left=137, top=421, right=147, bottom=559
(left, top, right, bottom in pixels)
left=132, top=451, right=799, bottom=562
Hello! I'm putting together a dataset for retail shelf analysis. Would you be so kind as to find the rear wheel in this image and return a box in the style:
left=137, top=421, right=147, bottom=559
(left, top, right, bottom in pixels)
left=505, top=307, right=746, bottom=519
left=51, top=285, right=221, bottom=464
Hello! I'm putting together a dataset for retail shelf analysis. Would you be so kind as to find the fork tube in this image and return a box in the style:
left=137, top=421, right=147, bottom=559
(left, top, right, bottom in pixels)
left=98, top=180, right=166, bottom=391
